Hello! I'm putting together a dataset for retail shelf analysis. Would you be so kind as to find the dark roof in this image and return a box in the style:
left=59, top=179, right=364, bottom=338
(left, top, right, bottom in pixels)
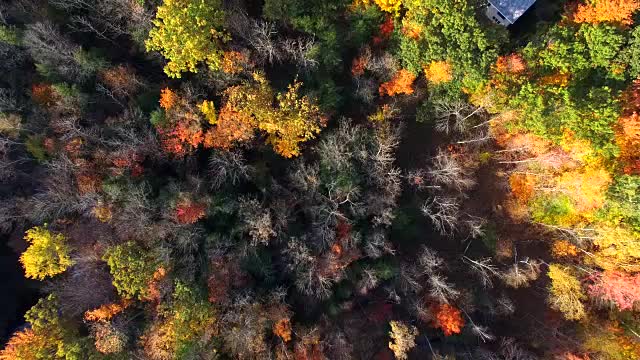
left=488, top=0, right=536, bottom=23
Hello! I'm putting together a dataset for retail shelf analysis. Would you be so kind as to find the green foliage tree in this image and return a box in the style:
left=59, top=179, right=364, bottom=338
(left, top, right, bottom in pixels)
left=103, top=242, right=158, bottom=300
left=20, top=226, right=73, bottom=280
left=397, top=0, right=507, bottom=79
left=146, top=0, right=228, bottom=78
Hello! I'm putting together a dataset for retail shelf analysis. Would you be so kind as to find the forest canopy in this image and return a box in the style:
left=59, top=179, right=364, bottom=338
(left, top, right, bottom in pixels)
left=1, top=0, right=640, bottom=359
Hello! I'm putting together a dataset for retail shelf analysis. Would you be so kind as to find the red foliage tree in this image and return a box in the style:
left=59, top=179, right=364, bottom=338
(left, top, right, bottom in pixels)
left=373, top=16, right=394, bottom=45
left=31, top=83, right=58, bottom=106
left=587, top=271, right=640, bottom=311
left=175, top=200, right=207, bottom=224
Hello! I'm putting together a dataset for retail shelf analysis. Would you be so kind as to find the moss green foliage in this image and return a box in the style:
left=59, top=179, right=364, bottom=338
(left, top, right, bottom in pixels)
left=530, top=195, right=575, bottom=225
left=25, top=135, right=48, bottom=162
left=0, top=24, right=21, bottom=45
left=103, top=242, right=158, bottom=300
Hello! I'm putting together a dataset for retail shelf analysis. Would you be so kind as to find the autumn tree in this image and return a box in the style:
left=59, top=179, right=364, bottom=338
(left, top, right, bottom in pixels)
left=265, top=79, right=327, bottom=157
left=398, top=0, right=506, bottom=77
left=587, top=271, right=640, bottom=310
left=175, top=201, right=207, bottom=224
left=99, top=65, right=141, bottom=98
left=379, top=69, right=416, bottom=96
left=154, top=88, right=206, bottom=156
left=91, top=321, right=128, bottom=354
left=273, top=318, right=292, bottom=342
left=208, top=73, right=326, bottom=157
left=573, top=0, right=640, bottom=26
left=432, top=303, right=464, bottom=336
left=615, top=112, right=640, bottom=174
left=424, top=60, right=453, bottom=84
left=142, top=282, right=215, bottom=358
left=20, top=226, right=73, bottom=280
left=145, top=0, right=228, bottom=78
left=388, top=321, right=418, bottom=360
left=374, top=0, right=402, bottom=13
left=547, top=264, right=586, bottom=320
left=84, top=300, right=132, bottom=322
left=1, top=295, right=92, bottom=359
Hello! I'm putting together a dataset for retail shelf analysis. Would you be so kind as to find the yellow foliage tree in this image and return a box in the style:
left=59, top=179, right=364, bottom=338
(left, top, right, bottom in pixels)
left=264, top=79, right=327, bottom=158
left=145, top=0, right=228, bottom=78
left=374, top=0, right=402, bottom=13
left=20, top=226, right=73, bottom=280
left=555, top=165, right=611, bottom=212
left=547, top=264, right=586, bottom=320
left=388, top=320, right=418, bottom=360
left=208, top=73, right=326, bottom=157
left=591, top=226, right=640, bottom=272
left=198, top=100, right=217, bottom=125
left=424, top=60, right=453, bottom=84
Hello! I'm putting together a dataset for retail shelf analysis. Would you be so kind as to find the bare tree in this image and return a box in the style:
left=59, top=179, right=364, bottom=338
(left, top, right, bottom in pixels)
left=475, top=338, right=538, bottom=360
left=433, top=100, right=485, bottom=135
left=421, top=196, right=460, bottom=236
left=366, top=52, right=398, bottom=81
left=23, top=157, right=99, bottom=223
left=280, top=37, right=318, bottom=70
left=23, top=22, right=84, bottom=79
left=501, top=258, right=542, bottom=289
left=0, top=89, right=20, bottom=112
left=462, top=256, right=499, bottom=288
left=426, top=151, right=476, bottom=192
left=208, top=149, right=253, bottom=189
left=416, top=246, right=444, bottom=275
left=51, top=254, right=117, bottom=317
left=428, top=274, right=460, bottom=304
left=50, top=0, right=152, bottom=42
left=364, top=231, right=395, bottom=259
left=354, top=77, right=377, bottom=103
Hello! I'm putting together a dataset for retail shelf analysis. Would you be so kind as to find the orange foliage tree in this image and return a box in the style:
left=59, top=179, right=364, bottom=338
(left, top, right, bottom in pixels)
left=221, top=50, right=251, bottom=75
left=0, top=328, right=46, bottom=360
left=159, top=88, right=178, bottom=110
left=616, top=113, right=640, bottom=173
left=84, top=300, right=132, bottom=322
left=551, top=240, right=580, bottom=259
left=99, top=65, right=140, bottom=97
left=156, top=88, right=207, bottom=156
left=495, top=54, right=527, bottom=75
left=273, top=318, right=292, bottom=342
left=554, top=166, right=611, bottom=212
left=432, top=303, right=464, bottom=336
left=573, top=0, right=640, bottom=25
left=401, top=19, right=421, bottom=39
left=509, top=173, right=536, bottom=204
left=379, top=69, right=416, bottom=96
